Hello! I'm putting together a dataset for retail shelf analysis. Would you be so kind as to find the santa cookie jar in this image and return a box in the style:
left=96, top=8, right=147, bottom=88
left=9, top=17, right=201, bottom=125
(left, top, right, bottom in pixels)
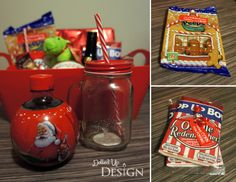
left=11, top=74, right=79, bottom=167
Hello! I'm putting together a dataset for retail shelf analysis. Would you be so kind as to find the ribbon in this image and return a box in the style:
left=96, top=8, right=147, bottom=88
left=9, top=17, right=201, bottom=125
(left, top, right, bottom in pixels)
left=177, top=105, right=220, bottom=146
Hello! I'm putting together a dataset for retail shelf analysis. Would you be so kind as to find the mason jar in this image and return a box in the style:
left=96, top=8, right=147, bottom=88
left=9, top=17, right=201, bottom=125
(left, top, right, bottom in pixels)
left=81, top=60, right=133, bottom=151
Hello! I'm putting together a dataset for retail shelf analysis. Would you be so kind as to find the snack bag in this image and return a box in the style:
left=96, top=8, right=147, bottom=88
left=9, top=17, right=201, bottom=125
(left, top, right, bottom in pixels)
left=160, top=6, right=230, bottom=77
left=159, top=96, right=223, bottom=166
left=3, top=12, right=56, bottom=62
left=166, top=101, right=224, bottom=170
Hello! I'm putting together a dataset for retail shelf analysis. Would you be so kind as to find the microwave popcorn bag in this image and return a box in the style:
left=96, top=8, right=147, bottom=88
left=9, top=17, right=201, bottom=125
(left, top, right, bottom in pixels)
left=165, top=101, right=224, bottom=173
left=160, top=6, right=230, bottom=77
left=166, top=151, right=225, bottom=175
left=96, top=42, right=122, bottom=60
left=166, top=147, right=224, bottom=168
left=159, top=97, right=223, bottom=167
left=3, top=12, right=56, bottom=61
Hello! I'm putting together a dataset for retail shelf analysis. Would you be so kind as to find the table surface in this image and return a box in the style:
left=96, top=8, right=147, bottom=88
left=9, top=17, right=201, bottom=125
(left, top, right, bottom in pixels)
left=0, top=93, right=149, bottom=182
left=152, top=87, right=236, bottom=182
left=152, top=0, right=236, bottom=85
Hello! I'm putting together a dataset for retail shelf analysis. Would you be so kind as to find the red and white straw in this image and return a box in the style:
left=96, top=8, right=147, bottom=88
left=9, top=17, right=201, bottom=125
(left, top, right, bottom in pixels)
left=23, top=28, right=29, bottom=53
left=94, top=13, right=110, bottom=63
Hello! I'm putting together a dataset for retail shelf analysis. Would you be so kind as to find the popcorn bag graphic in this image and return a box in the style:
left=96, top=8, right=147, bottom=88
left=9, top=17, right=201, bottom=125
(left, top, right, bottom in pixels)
left=159, top=97, right=223, bottom=166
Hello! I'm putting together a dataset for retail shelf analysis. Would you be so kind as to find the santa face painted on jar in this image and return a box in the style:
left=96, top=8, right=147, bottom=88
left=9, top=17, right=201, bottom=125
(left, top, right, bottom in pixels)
left=34, top=121, right=61, bottom=148
left=11, top=102, right=79, bottom=167
left=26, top=120, right=63, bottom=163
left=30, top=121, right=70, bottom=163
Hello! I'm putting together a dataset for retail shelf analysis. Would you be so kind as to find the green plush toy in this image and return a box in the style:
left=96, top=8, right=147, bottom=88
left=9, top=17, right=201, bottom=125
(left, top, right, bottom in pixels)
left=43, top=36, right=74, bottom=67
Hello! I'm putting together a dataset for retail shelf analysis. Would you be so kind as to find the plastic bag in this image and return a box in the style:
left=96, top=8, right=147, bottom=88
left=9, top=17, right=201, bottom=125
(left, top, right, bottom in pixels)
left=160, top=6, right=230, bottom=77
left=3, top=12, right=56, bottom=62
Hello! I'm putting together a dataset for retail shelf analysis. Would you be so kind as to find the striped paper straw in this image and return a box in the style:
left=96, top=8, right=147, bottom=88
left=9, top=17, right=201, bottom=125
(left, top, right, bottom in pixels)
left=94, top=13, right=110, bottom=63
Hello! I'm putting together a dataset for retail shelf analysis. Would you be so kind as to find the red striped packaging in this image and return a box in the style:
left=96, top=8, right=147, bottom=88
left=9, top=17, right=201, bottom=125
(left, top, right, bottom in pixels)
left=159, top=97, right=223, bottom=167
left=165, top=101, right=224, bottom=168
left=166, top=147, right=224, bottom=167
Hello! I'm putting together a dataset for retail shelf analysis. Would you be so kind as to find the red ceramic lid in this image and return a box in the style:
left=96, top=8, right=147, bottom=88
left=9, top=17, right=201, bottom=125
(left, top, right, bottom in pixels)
left=85, top=60, right=133, bottom=74
left=30, top=74, right=54, bottom=91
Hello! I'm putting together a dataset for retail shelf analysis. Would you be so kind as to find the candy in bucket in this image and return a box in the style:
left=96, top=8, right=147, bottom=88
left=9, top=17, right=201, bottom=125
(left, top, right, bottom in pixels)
left=3, top=12, right=56, bottom=63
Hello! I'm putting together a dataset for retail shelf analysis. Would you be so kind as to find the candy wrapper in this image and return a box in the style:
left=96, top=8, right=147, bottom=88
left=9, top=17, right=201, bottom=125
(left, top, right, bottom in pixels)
left=3, top=12, right=56, bottom=62
left=159, top=97, right=223, bottom=167
left=160, top=6, right=230, bottom=77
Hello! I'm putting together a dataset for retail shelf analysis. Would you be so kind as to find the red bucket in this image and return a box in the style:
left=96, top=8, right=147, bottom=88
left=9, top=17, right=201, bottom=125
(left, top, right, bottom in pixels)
left=0, top=49, right=149, bottom=121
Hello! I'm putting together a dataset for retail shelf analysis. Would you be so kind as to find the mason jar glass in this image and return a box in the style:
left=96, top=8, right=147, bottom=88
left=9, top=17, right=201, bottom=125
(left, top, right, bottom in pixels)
left=81, top=60, right=133, bottom=151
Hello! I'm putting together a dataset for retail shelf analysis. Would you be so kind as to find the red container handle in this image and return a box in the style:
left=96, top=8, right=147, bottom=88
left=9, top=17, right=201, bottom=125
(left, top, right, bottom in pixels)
left=0, top=52, right=16, bottom=70
left=122, top=49, right=150, bottom=65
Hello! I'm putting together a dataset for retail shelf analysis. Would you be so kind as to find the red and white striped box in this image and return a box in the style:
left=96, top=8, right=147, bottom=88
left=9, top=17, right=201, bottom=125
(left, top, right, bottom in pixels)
left=159, top=97, right=223, bottom=167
